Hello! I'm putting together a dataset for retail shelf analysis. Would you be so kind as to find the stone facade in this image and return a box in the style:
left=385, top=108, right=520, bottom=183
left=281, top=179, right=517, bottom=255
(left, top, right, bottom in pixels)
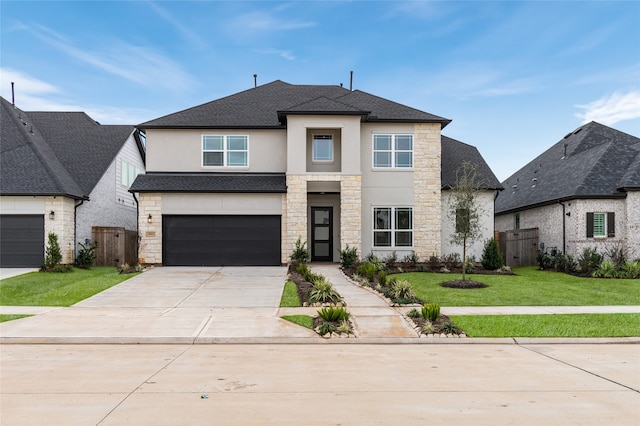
left=44, top=196, right=76, bottom=264
left=284, top=175, right=308, bottom=263
left=137, top=193, right=162, bottom=265
left=339, top=175, right=362, bottom=253
left=413, top=123, right=442, bottom=258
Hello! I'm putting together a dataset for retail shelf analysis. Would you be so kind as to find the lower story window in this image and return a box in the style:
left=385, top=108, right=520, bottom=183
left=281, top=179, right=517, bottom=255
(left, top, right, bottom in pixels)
left=373, top=207, right=413, bottom=247
left=587, top=212, right=614, bottom=238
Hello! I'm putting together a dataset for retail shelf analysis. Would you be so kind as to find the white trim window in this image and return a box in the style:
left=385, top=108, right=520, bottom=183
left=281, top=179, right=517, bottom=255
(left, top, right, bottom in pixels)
left=202, top=135, right=248, bottom=167
left=312, top=134, right=333, bottom=162
left=373, top=207, right=413, bottom=247
left=121, top=160, right=143, bottom=187
left=373, top=134, right=413, bottom=168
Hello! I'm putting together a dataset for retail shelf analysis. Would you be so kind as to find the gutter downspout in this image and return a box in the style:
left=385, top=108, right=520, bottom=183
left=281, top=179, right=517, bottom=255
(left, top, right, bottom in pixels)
left=559, top=201, right=566, bottom=254
left=74, top=199, right=85, bottom=262
left=132, top=192, right=139, bottom=264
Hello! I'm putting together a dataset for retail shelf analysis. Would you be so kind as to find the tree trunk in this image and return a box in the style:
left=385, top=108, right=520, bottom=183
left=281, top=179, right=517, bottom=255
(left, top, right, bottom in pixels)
left=462, top=236, right=467, bottom=281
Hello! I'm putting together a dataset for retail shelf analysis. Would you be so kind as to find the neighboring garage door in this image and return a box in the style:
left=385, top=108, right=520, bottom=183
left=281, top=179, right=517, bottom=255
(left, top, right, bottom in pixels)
left=163, top=215, right=281, bottom=266
left=0, top=215, right=44, bottom=267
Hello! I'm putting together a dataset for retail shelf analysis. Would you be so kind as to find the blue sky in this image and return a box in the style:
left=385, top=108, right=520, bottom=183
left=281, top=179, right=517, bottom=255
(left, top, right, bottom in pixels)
left=1, top=1, right=639, bottom=181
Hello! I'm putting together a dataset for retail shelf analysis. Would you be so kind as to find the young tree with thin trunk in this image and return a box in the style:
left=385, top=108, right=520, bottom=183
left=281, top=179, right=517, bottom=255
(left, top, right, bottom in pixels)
left=446, top=161, right=486, bottom=281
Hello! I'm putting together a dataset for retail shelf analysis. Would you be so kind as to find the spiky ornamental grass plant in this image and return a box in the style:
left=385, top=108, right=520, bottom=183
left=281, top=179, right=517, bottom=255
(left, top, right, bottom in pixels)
left=308, top=278, right=341, bottom=304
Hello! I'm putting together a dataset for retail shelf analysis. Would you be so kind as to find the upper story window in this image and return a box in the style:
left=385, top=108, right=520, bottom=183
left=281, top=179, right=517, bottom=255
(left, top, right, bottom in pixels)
left=373, top=207, right=413, bottom=247
left=202, top=135, right=248, bottom=167
left=121, top=160, right=143, bottom=187
left=312, top=135, right=333, bottom=162
left=373, top=134, right=413, bottom=168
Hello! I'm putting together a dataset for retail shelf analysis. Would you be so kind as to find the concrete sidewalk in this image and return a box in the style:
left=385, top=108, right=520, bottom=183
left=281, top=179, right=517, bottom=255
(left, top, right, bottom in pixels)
left=1, top=264, right=639, bottom=344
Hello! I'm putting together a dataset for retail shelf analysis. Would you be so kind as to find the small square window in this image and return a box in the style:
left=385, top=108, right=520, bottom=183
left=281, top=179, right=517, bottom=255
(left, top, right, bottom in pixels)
left=313, top=135, right=333, bottom=162
left=373, top=134, right=413, bottom=168
left=202, top=135, right=248, bottom=167
left=373, top=207, right=413, bottom=247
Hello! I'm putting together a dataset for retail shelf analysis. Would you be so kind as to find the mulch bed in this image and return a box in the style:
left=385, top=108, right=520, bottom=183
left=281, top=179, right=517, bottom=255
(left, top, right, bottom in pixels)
left=440, top=280, right=488, bottom=289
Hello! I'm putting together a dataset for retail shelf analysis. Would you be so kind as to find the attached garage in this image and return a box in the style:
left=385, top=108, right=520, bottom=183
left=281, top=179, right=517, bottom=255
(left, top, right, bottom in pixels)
left=163, top=215, right=281, bottom=266
left=0, top=215, right=44, bottom=267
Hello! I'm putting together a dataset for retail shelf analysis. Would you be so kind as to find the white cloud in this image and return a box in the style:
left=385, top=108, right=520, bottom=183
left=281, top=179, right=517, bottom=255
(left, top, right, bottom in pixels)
left=229, top=11, right=315, bottom=33
left=26, top=23, right=196, bottom=92
left=255, top=48, right=295, bottom=61
left=575, top=91, right=640, bottom=125
left=147, top=2, right=206, bottom=48
left=0, top=68, right=153, bottom=124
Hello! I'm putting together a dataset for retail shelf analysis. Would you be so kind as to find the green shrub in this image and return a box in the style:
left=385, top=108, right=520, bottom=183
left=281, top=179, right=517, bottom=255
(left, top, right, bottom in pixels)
left=442, top=253, right=461, bottom=268
left=385, top=279, right=416, bottom=302
left=383, top=251, right=398, bottom=268
left=339, top=245, right=359, bottom=268
left=421, top=303, right=440, bottom=322
left=620, top=260, right=640, bottom=279
left=376, top=270, right=387, bottom=285
left=439, top=321, right=460, bottom=335
left=309, top=278, right=341, bottom=304
left=537, top=250, right=554, bottom=270
left=290, top=237, right=311, bottom=264
left=356, top=262, right=378, bottom=282
left=43, top=232, right=62, bottom=270
left=578, top=247, right=602, bottom=276
left=481, top=238, right=503, bottom=270
left=604, top=243, right=627, bottom=269
left=317, top=306, right=350, bottom=322
left=406, top=308, right=420, bottom=318
left=402, top=251, right=420, bottom=265
left=336, top=319, right=353, bottom=335
left=554, top=253, right=577, bottom=273
left=464, top=257, right=476, bottom=274
left=593, top=260, right=617, bottom=278
left=75, top=242, right=97, bottom=269
left=317, top=321, right=337, bottom=336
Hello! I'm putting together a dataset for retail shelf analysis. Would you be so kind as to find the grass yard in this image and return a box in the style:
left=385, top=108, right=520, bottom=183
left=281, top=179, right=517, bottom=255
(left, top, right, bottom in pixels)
left=396, top=266, right=640, bottom=306
left=280, top=281, right=301, bottom=307
left=0, top=314, right=31, bottom=323
left=281, top=315, right=314, bottom=329
left=451, top=313, right=640, bottom=337
left=0, top=267, right=137, bottom=307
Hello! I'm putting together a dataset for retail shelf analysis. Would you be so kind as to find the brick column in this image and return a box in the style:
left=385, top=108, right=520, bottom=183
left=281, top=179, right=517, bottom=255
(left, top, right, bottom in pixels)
left=138, top=193, right=162, bottom=265
left=413, top=123, right=442, bottom=259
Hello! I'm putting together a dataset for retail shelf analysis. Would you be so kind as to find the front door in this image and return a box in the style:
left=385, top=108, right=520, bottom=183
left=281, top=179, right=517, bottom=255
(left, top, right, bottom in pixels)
left=311, top=207, right=333, bottom=261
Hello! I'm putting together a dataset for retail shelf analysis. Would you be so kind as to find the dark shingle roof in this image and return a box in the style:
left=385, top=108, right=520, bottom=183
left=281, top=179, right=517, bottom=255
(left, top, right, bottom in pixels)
left=441, top=135, right=502, bottom=190
left=0, top=96, right=137, bottom=198
left=139, top=80, right=450, bottom=129
left=129, top=173, right=286, bottom=193
left=495, top=122, right=640, bottom=214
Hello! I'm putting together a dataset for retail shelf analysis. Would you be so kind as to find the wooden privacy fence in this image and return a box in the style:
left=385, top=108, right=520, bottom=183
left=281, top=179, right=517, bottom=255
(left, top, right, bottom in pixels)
left=496, top=228, right=539, bottom=267
left=92, top=227, right=138, bottom=266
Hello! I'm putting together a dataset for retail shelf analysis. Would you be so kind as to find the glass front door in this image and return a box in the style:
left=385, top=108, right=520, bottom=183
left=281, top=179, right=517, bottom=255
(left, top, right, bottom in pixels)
left=311, top=207, right=333, bottom=261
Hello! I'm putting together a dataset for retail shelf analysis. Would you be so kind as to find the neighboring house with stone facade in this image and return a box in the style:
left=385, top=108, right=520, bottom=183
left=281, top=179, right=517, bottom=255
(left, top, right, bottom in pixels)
left=131, top=80, right=500, bottom=266
left=495, top=121, right=640, bottom=262
left=0, top=97, right=145, bottom=267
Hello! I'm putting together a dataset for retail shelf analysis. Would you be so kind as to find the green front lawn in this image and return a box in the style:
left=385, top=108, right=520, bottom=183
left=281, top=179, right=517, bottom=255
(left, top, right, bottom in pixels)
left=0, top=267, right=137, bottom=307
left=281, top=315, right=314, bottom=329
left=280, top=281, right=301, bottom=307
left=451, top=313, right=640, bottom=337
left=396, top=266, right=640, bottom=306
left=0, top=314, right=31, bottom=323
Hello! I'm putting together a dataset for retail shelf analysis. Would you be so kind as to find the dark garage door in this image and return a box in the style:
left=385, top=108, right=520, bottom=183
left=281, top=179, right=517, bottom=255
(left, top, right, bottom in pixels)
left=0, top=215, right=44, bottom=267
left=163, top=215, right=281, bottom=266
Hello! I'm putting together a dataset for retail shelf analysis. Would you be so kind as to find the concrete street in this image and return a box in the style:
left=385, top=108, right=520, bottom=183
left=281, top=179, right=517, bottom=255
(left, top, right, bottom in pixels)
left=1, top=343, right=638, bottom=425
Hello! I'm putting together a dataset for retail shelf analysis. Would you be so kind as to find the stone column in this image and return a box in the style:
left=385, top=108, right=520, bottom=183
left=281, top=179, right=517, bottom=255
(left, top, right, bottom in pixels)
left=285, top=175, right=308, bottom=262
left=625, top=191, right=640, bottom=259
left=44, top=196, right=76, bottom=264
left=413, top=123, right=442, bottom=259
left=138, top=193, right=162, bottom=265
left=340, top=175, right=362, bottom=255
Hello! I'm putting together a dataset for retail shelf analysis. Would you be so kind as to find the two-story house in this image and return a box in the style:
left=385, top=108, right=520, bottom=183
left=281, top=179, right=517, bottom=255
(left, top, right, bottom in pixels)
left=131, top=80, right=500, bottom=266
left=0, top=97, right=145, bottom=267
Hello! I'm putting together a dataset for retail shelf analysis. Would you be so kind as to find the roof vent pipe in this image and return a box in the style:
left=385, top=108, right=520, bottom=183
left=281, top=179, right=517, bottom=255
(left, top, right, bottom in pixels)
left=563, top=143, right=568, bottom=159
left=350, top=71, right=353, bottom=91
left=11, top=81, right=15, bottom=106
left=253, top=74, right=257, bottom=88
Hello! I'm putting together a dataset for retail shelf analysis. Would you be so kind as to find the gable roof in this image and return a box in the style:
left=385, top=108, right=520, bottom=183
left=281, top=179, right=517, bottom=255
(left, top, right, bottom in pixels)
left=441, top=135, right=502, bottom=190
left=495, top=122, right=640, bottom=214
left=139, top=80, right=450, bottom=129
left=0, top=97, right=138, bottom=198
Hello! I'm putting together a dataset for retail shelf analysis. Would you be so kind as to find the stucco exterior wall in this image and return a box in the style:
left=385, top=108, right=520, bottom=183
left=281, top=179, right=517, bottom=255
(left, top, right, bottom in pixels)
left=145, top=128, right=286, bottom=173
left=162, top=193, right=282, bottom=215
left=441, top=190, right=495, bottom=261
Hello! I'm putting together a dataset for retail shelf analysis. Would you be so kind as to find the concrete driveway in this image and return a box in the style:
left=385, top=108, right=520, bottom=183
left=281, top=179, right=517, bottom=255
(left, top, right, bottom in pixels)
left=0, top=266, right=319, bottom=343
